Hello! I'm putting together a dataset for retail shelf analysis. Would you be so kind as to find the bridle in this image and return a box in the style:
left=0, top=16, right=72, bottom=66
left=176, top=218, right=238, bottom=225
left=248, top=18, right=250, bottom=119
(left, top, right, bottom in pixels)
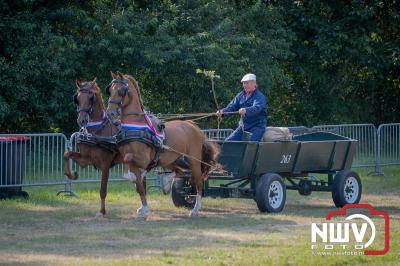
left=74, top=86, right=115, bottom=135
left=106, top=78, right=145, bottom=118
left=74, top=88, right=96, bottom=115
left=106, top=79, right=130, bottom=106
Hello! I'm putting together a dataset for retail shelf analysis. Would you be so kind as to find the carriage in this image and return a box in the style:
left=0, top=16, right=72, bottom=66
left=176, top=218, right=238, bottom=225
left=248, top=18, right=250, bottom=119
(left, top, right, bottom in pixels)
left=171, top=131, right=362, bottom=213
left=71, top=73, right=362, bottom=218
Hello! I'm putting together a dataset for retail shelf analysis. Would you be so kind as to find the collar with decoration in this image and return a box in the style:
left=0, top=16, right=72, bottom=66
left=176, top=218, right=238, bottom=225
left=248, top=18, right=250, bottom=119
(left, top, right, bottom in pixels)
left=86, top=112, right=107, bottom=129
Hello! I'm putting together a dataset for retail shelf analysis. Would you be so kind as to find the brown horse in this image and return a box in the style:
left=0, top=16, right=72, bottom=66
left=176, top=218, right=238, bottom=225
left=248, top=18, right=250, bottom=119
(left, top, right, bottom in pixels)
left=63, top=78, right=122, bottom=217
left=106, top=72, right=220, bottom=219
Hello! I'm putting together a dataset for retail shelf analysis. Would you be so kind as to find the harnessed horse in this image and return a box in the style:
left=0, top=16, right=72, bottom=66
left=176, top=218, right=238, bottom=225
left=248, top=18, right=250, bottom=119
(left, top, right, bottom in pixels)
left=106, top=72, right=220, bottom=219
left=63, top=78, right=122, bottom=217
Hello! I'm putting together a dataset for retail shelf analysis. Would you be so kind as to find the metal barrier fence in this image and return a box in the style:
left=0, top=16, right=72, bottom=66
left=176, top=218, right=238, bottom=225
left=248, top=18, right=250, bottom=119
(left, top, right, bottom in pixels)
left=312, top=124, right=377, bottom=168
left=1, top=123, right=399, bottom=192
left=0, top=133, right=69, bottom=189
left=377, top=123, right=400, bottom=169
left=203, top=129, right=233, bottom=140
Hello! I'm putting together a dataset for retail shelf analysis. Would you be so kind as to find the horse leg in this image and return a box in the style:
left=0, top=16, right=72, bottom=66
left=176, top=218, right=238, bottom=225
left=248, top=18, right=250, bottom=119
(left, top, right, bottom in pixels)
left=187, top=159, right=203, bottom=217
left=63, top=151, right=77, bottom=180
left=133, top=167, right=149, bottom=220
left=96, top=167, right=110, bottom=218
left=63, top=151, right=91, bottom=180
left=142, top=175, right=147, bottom=193
left=123, top=153, right=137, bottom=181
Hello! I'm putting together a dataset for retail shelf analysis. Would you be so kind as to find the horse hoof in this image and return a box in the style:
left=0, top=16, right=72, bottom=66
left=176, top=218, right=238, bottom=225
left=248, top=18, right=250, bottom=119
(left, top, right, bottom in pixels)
left=123, top=170, right=136, bottom=181
left=69, top=171, right=79, bottom=180
left=189, top=210, right=199, bottom=217
left=136, top=206, right=149, bottom=220
left=95, top=212, right=105, bottom=219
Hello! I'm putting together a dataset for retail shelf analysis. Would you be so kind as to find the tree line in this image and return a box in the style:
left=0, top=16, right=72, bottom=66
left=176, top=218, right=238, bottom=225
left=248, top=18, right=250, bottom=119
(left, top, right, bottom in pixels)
left=1, top=0, right=399, bottom=135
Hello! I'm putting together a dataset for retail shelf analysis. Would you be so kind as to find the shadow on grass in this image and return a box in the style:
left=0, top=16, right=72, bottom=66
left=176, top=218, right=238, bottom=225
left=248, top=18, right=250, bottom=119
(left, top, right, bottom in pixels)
left=1, top=176, right=399, bottom=263
left=0, top=261, right=51, bottom=266
left=0, top=201, right=297, bottom=260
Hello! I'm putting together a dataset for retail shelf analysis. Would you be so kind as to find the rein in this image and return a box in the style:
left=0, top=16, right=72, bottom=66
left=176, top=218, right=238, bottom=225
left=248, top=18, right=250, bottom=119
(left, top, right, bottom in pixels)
left=158, top=111, right=239, bottom=121
left=163, top=144, right=227, bottom=174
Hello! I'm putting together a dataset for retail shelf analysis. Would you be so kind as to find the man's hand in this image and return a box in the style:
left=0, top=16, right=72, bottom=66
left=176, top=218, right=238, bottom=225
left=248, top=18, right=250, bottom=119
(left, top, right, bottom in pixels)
left=239, top=108, right=246, bottom=116
left=216, top=110, right=223, bottom=118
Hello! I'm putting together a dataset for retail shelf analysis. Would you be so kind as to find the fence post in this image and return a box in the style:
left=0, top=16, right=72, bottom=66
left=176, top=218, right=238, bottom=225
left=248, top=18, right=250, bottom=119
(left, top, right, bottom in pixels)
left=366, top=125, right=384, bottom=175
left=372, top=123, right=400, bottom=176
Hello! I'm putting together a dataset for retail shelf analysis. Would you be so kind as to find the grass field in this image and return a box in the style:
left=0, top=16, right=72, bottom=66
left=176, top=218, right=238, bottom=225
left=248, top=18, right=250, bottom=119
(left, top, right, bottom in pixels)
left=0, top=167, right=399, bottom=265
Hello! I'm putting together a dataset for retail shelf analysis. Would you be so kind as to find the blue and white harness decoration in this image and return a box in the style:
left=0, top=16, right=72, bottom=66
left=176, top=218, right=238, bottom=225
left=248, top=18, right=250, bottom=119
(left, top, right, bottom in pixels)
left=85, top=112, right=108, bottom=130
left=76, top=112, right=119, bottom=153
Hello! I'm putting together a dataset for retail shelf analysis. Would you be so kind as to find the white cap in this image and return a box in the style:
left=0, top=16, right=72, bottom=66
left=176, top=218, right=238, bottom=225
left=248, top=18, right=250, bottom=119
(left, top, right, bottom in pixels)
left=241, top=73, right=256, bottom=82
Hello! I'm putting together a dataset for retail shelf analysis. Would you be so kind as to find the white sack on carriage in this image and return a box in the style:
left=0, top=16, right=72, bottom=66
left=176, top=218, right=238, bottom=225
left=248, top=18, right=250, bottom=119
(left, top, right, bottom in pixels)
left=262, top=127, right=293, bottom=142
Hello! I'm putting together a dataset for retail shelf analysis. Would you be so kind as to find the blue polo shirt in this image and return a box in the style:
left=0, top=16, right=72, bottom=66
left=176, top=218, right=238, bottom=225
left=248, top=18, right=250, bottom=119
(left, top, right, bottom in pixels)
left=222, top=89, right=267, bottom=130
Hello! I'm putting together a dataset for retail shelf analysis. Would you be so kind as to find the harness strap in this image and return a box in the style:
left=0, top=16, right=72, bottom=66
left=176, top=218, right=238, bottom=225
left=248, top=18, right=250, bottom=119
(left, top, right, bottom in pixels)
left=76, top=133, right=118, bottom=153
left=116, top=128, right=165, bottom=171
left=146, top=146, right=162, bottom=171
left=116, top=129, right=163, bottom=148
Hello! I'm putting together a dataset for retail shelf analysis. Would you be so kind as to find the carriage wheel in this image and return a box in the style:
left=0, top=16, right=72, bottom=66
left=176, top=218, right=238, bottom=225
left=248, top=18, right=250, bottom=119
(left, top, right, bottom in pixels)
left=332, top=170, right=362, bottom=208
left=171, top=178, right=196, bottom=209
left=255, top=173, right=286, bottom=213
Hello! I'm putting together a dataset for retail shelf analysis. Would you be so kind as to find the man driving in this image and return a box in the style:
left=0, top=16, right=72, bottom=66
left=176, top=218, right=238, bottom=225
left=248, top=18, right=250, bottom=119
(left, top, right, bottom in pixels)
left=216, top=73, right=267, bottom=141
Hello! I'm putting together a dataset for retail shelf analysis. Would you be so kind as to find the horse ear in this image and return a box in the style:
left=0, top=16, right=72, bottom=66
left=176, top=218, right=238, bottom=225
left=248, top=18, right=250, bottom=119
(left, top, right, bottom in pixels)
left=90, top=77, right=97, bottom=89
left=116, top=71, right=123, bottom=79
left=76, top=80, right=81, bottom=88
left=111, top=71, right=117, bottom=79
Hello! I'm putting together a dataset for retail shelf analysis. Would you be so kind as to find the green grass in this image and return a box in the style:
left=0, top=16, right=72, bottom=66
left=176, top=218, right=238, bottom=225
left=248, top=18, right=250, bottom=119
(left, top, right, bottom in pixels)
left=0, top=166, right=399, bottom=265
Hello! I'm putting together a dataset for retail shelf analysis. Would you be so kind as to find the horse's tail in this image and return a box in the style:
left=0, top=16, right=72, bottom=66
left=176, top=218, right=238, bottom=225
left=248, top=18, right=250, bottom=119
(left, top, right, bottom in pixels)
left=201, top=140, right=222, bottom=179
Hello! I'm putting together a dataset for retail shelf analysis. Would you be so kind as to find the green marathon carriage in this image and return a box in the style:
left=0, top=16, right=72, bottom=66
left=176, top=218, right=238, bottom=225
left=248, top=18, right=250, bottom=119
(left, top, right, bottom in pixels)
left=171, top=131, right=361, bottom=213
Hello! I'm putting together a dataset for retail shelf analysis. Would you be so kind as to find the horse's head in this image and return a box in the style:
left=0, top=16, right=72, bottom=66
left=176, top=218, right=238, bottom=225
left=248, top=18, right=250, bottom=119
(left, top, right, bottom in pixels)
left=106, top=71, right=143, bottom=125
left=74, top=78, right=100, bottom=128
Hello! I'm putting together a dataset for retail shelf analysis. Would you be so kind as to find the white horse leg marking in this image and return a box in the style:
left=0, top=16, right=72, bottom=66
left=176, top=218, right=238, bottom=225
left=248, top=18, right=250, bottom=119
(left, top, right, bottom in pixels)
left=123, top=169, right=136, bottom=181
left=189, top=194, right=202, bottom=217
left=162, top=172, right=176, bottom=194
left=137, top=204, right=149, bottom=220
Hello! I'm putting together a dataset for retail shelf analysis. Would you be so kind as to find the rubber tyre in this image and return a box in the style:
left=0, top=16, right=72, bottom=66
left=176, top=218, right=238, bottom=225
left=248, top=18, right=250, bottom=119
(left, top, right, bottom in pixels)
left=256, top=173, right=286, bottom=213
left=332, top=170, right=362, bottom=208
left=171, top=178, right=196, bottom=209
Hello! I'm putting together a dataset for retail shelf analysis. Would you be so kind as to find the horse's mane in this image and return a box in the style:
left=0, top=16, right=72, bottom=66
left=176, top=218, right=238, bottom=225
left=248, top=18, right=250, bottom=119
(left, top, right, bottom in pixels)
left=92, top=83, right=105, bottom=110
left=123, top=74, right=144, bottom=109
